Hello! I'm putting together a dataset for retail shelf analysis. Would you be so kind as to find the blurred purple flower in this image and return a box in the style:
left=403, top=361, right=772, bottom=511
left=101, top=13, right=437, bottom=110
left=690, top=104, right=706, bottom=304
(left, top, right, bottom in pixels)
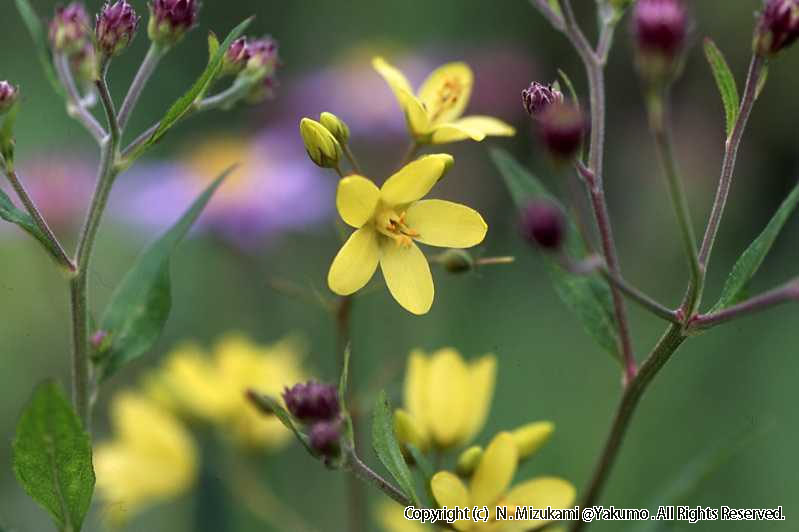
left=114, top=124, right=332, bottom=249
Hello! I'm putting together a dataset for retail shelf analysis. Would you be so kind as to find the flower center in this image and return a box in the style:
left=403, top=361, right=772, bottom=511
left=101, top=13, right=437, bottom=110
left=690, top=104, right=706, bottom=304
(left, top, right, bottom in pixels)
left=376, top=208, right=419, bottom=248
left=428, top=76, right=464, bottom=122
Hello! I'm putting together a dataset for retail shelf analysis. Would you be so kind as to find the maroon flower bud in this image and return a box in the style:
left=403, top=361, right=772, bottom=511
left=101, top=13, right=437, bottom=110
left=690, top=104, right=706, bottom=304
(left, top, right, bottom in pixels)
left=245, top=37, right=280, bottom=76
left=221, top=37, right=251, bottom=76
left=49, top=3, right=92, bottom=56
left=0, top=82, right=18, bottom=115
left=309, top=419, right=342, bottom=458
left=754, top=0, right=799, bottom=56
left=632, top=0, right=688, bottom=83
left=522, top=81, right=563, bottom=119
left=283, top=381, right=340, bottom=422
left=537, top=102, right=585, bottom=161
left=148, top=0, right=198, bottom=46
left=96, top=1, right=140, bottom=57
left=520, top=201, right=566, bottom=250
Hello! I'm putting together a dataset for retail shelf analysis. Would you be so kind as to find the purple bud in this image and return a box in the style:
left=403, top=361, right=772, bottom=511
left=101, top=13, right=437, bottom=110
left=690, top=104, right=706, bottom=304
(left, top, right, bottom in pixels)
left=537, top=102, right=585, bottom=161
left=71, top=43, right=98, bottom=84
left=754, top=0, right=799, bottom=56
left=633, top=0, right=688, bottom=57
left=246, top=37, right=280, bottom=76
left=49, top=3, right=92, bottom=55
left=0, top=81, right=18, bottom=115
left=283, top=381, right=340, bottom=422
left=520, top=201, right=566, bottom=250
left=309, top=419, right=342, bottom=458
left=221, top=37, right=251, bottom=76
left=96, top=1, right=140, bottom=57
left=148, top=0, right=199, bottom=46
left=521, top=81, right=563, bottom=119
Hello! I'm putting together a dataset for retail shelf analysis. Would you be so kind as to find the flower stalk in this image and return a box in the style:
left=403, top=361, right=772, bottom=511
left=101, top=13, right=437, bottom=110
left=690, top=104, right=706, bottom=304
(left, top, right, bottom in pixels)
left=118, top=43, right=165, bottom=129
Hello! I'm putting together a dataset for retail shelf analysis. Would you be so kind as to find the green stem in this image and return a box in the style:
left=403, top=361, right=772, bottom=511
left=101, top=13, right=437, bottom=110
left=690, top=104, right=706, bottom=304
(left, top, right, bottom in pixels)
left=118, top=44, right=164, bottom=130
left=343, top=144, right=362, bottom=174
left=690, top=278, right=799, bottom=330
left=54, top=53, right=106, bottom=143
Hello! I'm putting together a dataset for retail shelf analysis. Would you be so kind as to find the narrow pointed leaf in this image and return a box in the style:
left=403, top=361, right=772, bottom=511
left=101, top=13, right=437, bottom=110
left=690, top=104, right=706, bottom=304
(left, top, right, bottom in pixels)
left=703, top=38, right=739, bottom=139
left=97, top=166, right=236, bottom=380
left=142, top=18, right=252, bottom=151
left=491, top=148, right=620, bottom=362
left=713, top=183, right=799, bottom=311
left=0, top=188, right=66, bottom=266
left=372, top=390, right=420, bottom=505
left=15, top=0, right=65, bottom=98
left=247, top=392, right=314, bottom=455
left=13, top=381, right=95, bottom=532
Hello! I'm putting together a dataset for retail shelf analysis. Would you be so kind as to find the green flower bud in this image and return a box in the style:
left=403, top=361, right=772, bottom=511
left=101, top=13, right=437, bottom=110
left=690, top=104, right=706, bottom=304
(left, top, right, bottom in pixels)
left=456, top=445, right=484, bottom=476
left=0, top=82, right=19, bottom=116
left=439, top=249, right=475, bottom=274
left=299, top=117, right=342, bottom=169
left=319, top=112, right=350, bottom=144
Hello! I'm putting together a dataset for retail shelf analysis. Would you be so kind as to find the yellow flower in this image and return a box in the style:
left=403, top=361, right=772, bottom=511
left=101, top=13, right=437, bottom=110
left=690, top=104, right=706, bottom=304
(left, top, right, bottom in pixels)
left=151, top=333, right=308, bottom=448
left=431, top=432, right=576, bottom=531
left=94, top=392, right=197, bottom=525
left=328, top=155, right=487, bottom=314
left=373, top=56, right=515, bottom=144
left=376, top=501, right=427, bottom=532
left=396, top=348, right=496, bottom=449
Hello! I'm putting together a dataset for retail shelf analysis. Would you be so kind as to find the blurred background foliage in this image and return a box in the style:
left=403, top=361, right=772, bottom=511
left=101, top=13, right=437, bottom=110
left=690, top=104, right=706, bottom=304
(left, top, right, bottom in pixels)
left=1, top=1, right=798, bottom=530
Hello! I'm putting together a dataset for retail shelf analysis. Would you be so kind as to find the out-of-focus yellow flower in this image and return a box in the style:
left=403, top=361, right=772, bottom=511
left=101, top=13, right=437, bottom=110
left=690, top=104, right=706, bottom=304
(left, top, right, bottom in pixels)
left=151, top=333, right=307, bottom=448
left=328, top=155, right=487, bottom=314
left=431, top=432, right=576, bottom=531
left=373, top=57, right=515, bottom=144
left=94, top=392, right=197, bottom=525
left=395, top=348, right=496, bottom=449
left=376, top=501, right=427, bottom=532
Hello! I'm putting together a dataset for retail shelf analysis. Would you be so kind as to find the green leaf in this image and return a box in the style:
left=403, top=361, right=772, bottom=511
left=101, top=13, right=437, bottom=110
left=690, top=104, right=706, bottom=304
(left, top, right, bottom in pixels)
left=557, top=69, right=579, bottom=108
left=703, top=38, right=740, bottom=139
left=491, top=148, right=621, bottom=362
left=0, top=188, right=65, bottom=265
left=142, top=18, right=252, bottom=151
left=12, top=380, right=94, bottom=532
left=97, top=166, right=236, bottom=380
left=15, top=0, right=65, bottom=98
left=247, top=392, right=314, bottom=455
left=372, top=390, right=419, bottom=505
left=405, top=444, right=436, bottom=509
left=712, top=183, right=799, bottom=311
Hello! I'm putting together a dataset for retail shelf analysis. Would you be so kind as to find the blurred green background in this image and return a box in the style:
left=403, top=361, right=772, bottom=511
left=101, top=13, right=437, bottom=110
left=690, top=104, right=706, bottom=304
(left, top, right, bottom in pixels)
left=1, top=1, right=798, bottom=531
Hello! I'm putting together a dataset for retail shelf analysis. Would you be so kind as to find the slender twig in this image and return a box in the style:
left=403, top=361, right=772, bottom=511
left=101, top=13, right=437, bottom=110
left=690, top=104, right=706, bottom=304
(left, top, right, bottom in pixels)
left=193, top=77, right=254, bottom=112
left=118, top=44, right=164, bottom=130
left=697, top=55, right=765, bottom=281
left=343, top=144, right=362, bottom=174
left=647, top=91, right=702, bottom=314
left=476, top=256, right=515, bottom=266
left=596, top=21, right=617, bottom=66
left=54, top=54, right=106, bottom=143
left=1, top=167, right=75, bottom=272
left=400, top=140, right=421, bottom=168
left=95, top=66, right=120, bottom=146
left=690, top=279, right=799, bottom=330
left=347, top=451, right=409, bottom=506
left=121, top=121, right=159, bottom=159
left=69, top=67, right=121, bottom=430
left=528, top=0, right=565, bottom=31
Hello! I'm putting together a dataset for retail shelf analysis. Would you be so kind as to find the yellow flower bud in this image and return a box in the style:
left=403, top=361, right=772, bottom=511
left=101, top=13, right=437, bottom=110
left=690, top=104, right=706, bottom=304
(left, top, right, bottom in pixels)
left=456, top=445, right=483, bottom=476
left=319, top=111, right=350, bottom=144
left=299, top=117, right=342, bottom=168
left=393, top=409, right=429, bottom=451
left=511, top=421, right=554, bottom=459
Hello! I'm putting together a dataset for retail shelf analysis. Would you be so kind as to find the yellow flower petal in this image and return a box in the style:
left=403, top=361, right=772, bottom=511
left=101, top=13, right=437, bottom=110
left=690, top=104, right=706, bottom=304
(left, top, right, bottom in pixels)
left=372, top=56, right=432, bottom=137
left=394, top=409, right=429, bottom=451
left=417, top=62, right=474, bottom=125
left=375, top=502, right=427, bottom=532
left=372, top=56, right=414, bottom=100
left=404, top=200, right=488, bottom=249
left=470, top=432, right=518, bottom=508
left=430, top=116, right=516, bottom=144
left=430, top=472, right=472, bottom=531
left=461, top=355, right=497, bottom=442
left=328, top=227, right=380, bottom=295
left=336, top=175, right=380, bottom=228
left=511, top=421, right=554, bottom=459
left=403, top=349, right=429, bottom=424
left=379, top=240, right=434, bottom=314
left=502, top=477, right=577, bottom=531
left=426, top=348, right=469, bottom=447
left=380, top=154, right=453, bottom=207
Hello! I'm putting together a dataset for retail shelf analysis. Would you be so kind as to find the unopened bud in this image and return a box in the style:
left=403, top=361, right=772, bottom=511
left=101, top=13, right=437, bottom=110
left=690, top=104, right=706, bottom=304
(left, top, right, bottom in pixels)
left=393, top=409, right=429, bottom=452
left=754, top=0, right=799, bottom=57
left=309, top=419, right=342, bottom=458
left=243, top=37, right=281, bottom=104
left=537, top=102, right=585, bottom=161
left=96, top=1, right=140, bottom=58
left=148, top=0, right=198, bottom=47
left=300, top=118, right=342, bottom=169
left=439, top=249, right=475, bottom=274
left=283, top=381, right=340, bottom=422
left=320, top=112, right=350, bottom=144
left=49, top=3, right=92, bottom=56
left=520, top=201, right=566, bottom=251
left=71, top=44, right=98, bottom=83
left=511, top=421, right=554, bottom=459
left=632, top=0, right=688, bottom=83
left=0, top=82, right=19, bottom=115
left=220, top=37, right=251, bottom=77
left=456, top=445, right=483, bottom=476
left=522, top=81, right=563, bottom=119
